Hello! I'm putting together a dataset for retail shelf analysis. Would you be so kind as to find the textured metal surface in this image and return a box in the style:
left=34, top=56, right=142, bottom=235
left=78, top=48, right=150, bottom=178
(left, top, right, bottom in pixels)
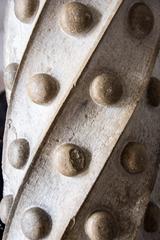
left=2, top=0, right=160, bottom=239
left=3, top=0, right=123, bottom=197
left=62, top=94, right=160, bottom=240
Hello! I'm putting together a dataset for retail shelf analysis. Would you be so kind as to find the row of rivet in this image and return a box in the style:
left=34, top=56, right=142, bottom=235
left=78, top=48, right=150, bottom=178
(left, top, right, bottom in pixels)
left=1, top=196, right=159, bottom=239
left=14, top=1, right=154, bottom=40
left=1, top=1, right=158, bottom=240
left=5, top=0, right=155, bottom=90
left=14, top=1, right=93, bottom=34
left=0, top=141, right=152, bottom=239
left=6, top=73, right=160, bottom=172
left=5, top=67, right=160, bottom=109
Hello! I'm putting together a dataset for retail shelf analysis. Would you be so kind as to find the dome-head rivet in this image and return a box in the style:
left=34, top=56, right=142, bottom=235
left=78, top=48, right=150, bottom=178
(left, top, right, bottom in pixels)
left=147, top=77, right=160, bottom=107
left=128, top=3, right=154, bottom=39
left=54, top=143, right=86, bottom=177
left=21, top=207, right=52, bottom=240
left=85, top=211, right=117, bottom=240
left=144, top=202, right=160, bottom=233
left=8, top=139, right=30, bottom=169
left=90, top=73, right=123, bottom=106
left=14, top=0, right=39, bottom=24
left=4, top=63, right=19, bottom=91
left=60, top=2, right=93, bottom=35
left=0, top=195, right=13, bottom=224
left=121, top=142, right=147, bottom=174
left=27, top=73, right=58, bottom=105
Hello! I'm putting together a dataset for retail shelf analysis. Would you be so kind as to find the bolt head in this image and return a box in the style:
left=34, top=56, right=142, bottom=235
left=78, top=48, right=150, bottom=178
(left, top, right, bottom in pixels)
left=128, top=3, right=154, bottom=39
left=147, top=77, right=160, bottom=107
left=4, top=63, right=19, bottom=91
left=54, top=143, right=86, bottom=177
left=144, top=202, right=160, bottom=233
left=121, top=142, right=147, bottom=174
left=60, top=2, right=93, bottom=35
left=8, top=139, right=30, bottom=169
left=85, top=211, right=117, bottom=240
left=0, top=195, right=13, bottom=224
left=21, top=207, right=52, bottom=240
left=90, top=73, right=123, bottom=106
left=14, top=0, right=39, bottom=24
left=27, top=73, right=58, bottom=105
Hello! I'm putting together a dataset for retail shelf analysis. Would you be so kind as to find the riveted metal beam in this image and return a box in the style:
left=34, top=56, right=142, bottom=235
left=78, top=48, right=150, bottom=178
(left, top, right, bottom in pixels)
left=3, top=0, right=124, bottom=197
left=2, top=0, right=160, bottom=239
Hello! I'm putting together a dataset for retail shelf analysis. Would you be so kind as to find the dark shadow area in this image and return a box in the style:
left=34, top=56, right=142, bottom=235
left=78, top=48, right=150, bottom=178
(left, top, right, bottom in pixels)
left=0, top=91, right=7, bottom=239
